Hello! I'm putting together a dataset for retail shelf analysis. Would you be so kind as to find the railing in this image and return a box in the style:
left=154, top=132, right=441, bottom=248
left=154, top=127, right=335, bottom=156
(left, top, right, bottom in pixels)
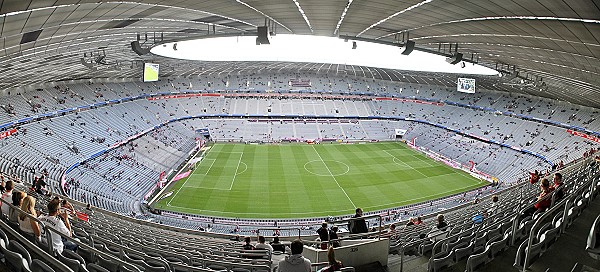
left=0, top=218, right=73, bottom=272
left=391, top=178, right=530, bottom=272
left=0, top=196, right=142, bottom=272
left=509, top=157, right=594, bottom=247
left=517, top=157, right=599, bottom=271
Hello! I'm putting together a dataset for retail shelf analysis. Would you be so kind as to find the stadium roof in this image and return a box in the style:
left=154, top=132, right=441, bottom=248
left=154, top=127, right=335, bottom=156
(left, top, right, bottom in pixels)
left=0, top=0, right=598, bottom=107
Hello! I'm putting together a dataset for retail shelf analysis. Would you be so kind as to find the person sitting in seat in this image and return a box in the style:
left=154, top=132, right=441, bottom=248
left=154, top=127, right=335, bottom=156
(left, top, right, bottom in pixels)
left=488, top=195, right=499, bottom=215
left=521, top=178, right=555, bottom=219
left=529, top=170, right=540, bottom=184
left=255, top=235, right=273, bottom=256
left=534, top=178, right=555, bottom=212
left=242, top=236, right=255, bottom=250
left=38, top=199, right=78, bottom=254
left=8, top=190, right=26, bottom=224
left=18, top=196, right=41, bottom=241
left=0, top=180, right=14, bottom=216
left=317, top=246, right=343, bottom=272
left=277, top=240, right=311, bottom=272
left=436, top=214, right=448, bottom=231
left=270, top=236, right=286, bottom=253
left=329, top=226, right=340, bottom=247
left=551, top=172, right=565, bottom=201
left=385, top=223, right=398, bottom=240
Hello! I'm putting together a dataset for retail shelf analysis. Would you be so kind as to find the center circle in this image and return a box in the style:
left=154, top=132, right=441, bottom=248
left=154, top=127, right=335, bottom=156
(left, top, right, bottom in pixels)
left=303, top=160, right=350, bottom=177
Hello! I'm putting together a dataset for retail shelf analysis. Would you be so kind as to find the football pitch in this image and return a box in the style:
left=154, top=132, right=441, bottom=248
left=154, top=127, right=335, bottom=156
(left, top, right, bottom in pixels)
left=153, top=142, right=488, bottom=218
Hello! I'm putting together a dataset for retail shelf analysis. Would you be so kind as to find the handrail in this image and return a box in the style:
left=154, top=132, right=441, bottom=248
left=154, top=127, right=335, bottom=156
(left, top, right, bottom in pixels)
left=519, top=158, right=599, bottom=271
left=427, top=189, right=522, bottom=266
left=510, top=161, right=587, bottom=246
left=0, top=193, right=144, bottom=272
left=45, top=226, right=144, bottom=272
left=84, top=233, right=170, bottom=270
left=0, top=195, right=48, bottom=240
left=326, top=214, right=383, bottom=240
left=394, top=181, right=525, bottom=272
left=0, top=219, right=73, bottom=272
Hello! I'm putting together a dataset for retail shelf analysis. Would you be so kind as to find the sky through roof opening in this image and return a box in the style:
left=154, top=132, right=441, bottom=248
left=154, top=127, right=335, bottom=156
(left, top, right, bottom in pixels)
left=151, top=34, right=499, bottom=76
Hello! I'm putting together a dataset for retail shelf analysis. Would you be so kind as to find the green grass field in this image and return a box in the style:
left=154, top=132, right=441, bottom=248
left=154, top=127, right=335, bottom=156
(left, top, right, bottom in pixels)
left=153, top=142, right=488, bottom=218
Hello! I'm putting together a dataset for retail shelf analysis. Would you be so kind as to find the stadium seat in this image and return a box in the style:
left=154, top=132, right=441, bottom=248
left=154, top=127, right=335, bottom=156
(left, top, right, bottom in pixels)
left=165, top=255, right=190, bottom=265
left=465, top=248, right=490, bottom=272
left=0, top=228, right=9, bottom=249
left=586, top=214, right=600, bottom=260
left=58, top=252, right=83, bottom=272
left=78, top=246, right=96, bottom=264
left=8, top=240, right=32, bottom=267
left=207, top=264, right=228, bottom=271
left=488, top=233, right=510, bottom=258
left=63, top=250, right=87, bottom=266
left=471, top=234, right=487, bottom=253
left=419, top=240, right=435, bottom=255
left=96, top=254, right=119, bottom=272
left=514, top=239, right=544, bottom=269
left=4, top=248, right=30, bottom=272
left=430, top=250, right=454, bottom=272
left=120, top=265, right=142, bottom=272
left=31, top=259, right=54, bottom=272
left=540, top=226, right=561, bottom=252
left=87, top=263, right=110, bottom=272
left=453, top=241, right=474, bottom=262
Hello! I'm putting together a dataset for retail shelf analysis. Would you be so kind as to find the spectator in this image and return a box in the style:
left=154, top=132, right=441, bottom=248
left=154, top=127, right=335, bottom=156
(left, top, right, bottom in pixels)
left=277, top=240, right=311, bottom=272
left=8, top=190, right=26, bottom=224
left=61, top=199, right=75, bottom=216
left=18, top=196, right=41, bottom=241
left=318, top=246, right=343, bottom=272
left=414, top=216, right=424, bottom=225
left=534, top=178, right=555, bottom=212
left=38, top=199, right=77, bottom=254
left=316, top=222, right=329, bottom=249
left=270, top=236, right=285, bottom=253
left=329, top=226, right=340, bottom=247
left=85, top=203, right=94, bottom=215
left=529, top=170, right=540, bottom=184
left=436, top=214, right=448, bottom=231
left=255, top=235, right=273, bottom=255
left=488, top=195, right=499, bottom=215
left=242, top=236, right=255, bottom=250
left=551, top=172, right=565, bottom=201
left=0, top=173, right=4, bottom=193
left=386, top=223, right=398, bottom=240
left=34, top=176, right=47, bottom=195
left=0, top=180, right=14, bottom=216
left=349, top=208, right=368, bottom=234
left=406, top=217, right=415, bottom=227
left=522, top=178, right=555, bottom=219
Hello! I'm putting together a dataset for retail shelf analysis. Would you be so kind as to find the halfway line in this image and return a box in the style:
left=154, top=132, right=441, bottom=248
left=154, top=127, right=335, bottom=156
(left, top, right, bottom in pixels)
left=312, top=145, right=356, bottom=208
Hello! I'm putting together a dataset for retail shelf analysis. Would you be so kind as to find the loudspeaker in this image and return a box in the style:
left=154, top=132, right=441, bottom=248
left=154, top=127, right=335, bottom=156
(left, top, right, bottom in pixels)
left=401, top=40, right=415, bottom=55
left=256, top=26, right=270, bottom=45
left=446, top=53, right=463, bottom=65
left=131, top=41, right=150, bottom=55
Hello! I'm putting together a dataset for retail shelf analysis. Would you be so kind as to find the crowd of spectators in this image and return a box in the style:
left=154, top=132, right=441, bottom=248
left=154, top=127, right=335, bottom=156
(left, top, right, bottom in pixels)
left=0, top=173, right=92, bottom=256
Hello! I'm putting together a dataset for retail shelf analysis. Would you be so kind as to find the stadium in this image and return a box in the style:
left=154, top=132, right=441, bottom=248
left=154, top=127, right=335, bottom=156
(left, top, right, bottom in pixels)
left=0, top=1, right=599, bottom=272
